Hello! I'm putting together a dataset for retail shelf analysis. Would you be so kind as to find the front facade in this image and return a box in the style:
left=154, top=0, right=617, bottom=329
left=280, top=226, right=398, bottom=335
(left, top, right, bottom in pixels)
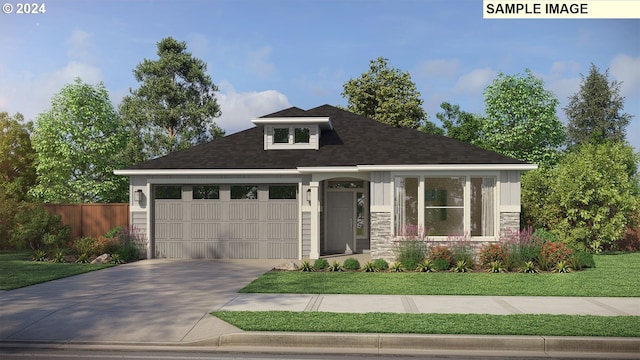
left=115, top=105, right=536, bottom=260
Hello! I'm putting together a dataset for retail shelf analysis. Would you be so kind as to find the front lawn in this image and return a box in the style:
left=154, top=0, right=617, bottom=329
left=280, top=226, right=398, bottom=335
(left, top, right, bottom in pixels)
left=0, top=251, right=113, bottom=290
left=240, top=253, right=640, bottom=297
left=212, top=311, right=640, bottom=337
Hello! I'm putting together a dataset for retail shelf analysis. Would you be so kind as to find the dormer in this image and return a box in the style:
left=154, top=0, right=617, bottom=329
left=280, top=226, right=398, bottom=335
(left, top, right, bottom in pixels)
left=251, top=117, right=333, bottom=150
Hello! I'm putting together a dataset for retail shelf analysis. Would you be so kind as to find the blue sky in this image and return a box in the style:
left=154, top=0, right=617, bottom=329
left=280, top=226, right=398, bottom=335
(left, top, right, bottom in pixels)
left=1, top=0, right=639, bottom=150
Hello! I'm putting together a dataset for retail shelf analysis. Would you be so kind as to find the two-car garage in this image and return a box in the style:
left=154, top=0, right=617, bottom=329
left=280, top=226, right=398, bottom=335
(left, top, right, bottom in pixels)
left=152, top=184, right=299, bottom=259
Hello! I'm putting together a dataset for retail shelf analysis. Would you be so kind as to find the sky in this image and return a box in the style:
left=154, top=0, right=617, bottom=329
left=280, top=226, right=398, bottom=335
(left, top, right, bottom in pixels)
left=1, top=0, right=639, bottom=150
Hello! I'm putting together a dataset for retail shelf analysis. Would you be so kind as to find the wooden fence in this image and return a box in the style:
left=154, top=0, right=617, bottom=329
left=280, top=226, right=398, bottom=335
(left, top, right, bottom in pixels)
left=44, top=204, right=130, bottom=240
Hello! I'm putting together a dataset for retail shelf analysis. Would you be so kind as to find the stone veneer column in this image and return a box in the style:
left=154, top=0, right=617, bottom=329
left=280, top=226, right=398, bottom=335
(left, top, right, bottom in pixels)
left=499, top=212, right=520, bottom=234
left=370, top=212, right=395, bottom=262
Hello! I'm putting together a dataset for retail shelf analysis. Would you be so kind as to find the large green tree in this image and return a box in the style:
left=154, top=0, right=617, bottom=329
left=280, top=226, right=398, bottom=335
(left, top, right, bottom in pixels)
left=30, top=79, right=129, bottom=203
left=483, top=69, right=566, bottom=166
left=522, top=142, right=638, bottom=251
left=564, top=63, right=632, bottom=147
left=434, top=102, right=485, bottom=146
left=342, top=57, right=433, bottom=129
left=0, top=112, right=37, bottom=247
left=120, top=37, right=224, bottom=162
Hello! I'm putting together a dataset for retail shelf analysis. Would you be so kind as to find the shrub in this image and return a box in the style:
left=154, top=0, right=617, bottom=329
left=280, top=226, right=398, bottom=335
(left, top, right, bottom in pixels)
left=428, top=245, right=453, bottom=265
left=10, top=203, right=70, bottom=251
left=394, top=240, right=426, bottom=271
left=479, top=243, right=506, bottom=267
left=520, top=260, right=538, bottom=273
left=75, top=253, right=90, bottom=263
left=453, top=260, right=471, bottom=273
left=52, top=248, right=66, bottom=263
left=487, top=260, right=504, bottom=273
left=313, top=258, right=329, bottom=270
left=432, top=258, right=450, bottom=271
left=106, top=226, right=142, bottom=262
left=343, top=258, right=360, bottom=271
left=31, top=249, right=47, bottom=262
left=93, top=236, right=120, bottom=255
left=372, top=259, right=389, bottom=271
left=329, top=260, right=343, bottom=272
left=540, top=241, right=573, bottom=266
left=110, top=253, right=124, bottom=264
left=501, top=227, right=542, bottom=270
left=416, top=259, right=435, bottom=272
left=390, top=262, right=404, bottom=272
left=299, top=260, right=314, bottom=272
left=554, top=260, right=571, bottom=273
left=362, top=261, right=376, bottom=272
left=449, top=235, right=475, bottom=268
left=72, top=237, right=94, bottom=256
left=569, top=250, right=596, bottom=270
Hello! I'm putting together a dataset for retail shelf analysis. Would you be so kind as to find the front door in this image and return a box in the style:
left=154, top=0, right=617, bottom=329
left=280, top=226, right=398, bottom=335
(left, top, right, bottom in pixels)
left=326, top=192, right=354, bottom=254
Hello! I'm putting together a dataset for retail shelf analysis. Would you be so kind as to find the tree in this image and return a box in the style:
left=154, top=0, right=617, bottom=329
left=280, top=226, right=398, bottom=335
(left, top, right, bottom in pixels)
left=434, top=102, right=485, bottom=146
left=522, top=142, right=639, bottom=251
left=30, top=78, right=129, bottom=203
left=342, top=57, right=433, bottom=129
left=120, top=37, right=224, bottom=161
left=564, top=63, right=632, bottom=147
left=483, top=69, right=566, bottom=166
left=0, top=112, right=37, bottom=248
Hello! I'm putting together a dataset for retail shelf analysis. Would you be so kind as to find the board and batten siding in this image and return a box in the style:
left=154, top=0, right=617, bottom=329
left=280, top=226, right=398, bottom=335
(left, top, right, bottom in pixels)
left=301, top=211, right=311, bottom=257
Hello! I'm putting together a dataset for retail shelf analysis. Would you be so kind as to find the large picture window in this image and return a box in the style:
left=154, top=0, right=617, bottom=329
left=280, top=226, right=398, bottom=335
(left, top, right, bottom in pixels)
left=394, top=176, right=496, bottom=238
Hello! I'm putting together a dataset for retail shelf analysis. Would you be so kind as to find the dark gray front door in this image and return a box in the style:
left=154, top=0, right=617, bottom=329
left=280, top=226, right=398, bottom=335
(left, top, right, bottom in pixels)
left=326, top=192, right=354, bottom=254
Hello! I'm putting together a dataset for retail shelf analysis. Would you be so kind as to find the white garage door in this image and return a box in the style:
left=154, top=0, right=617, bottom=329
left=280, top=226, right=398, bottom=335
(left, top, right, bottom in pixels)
left=153, top=184, right=298, bottom=259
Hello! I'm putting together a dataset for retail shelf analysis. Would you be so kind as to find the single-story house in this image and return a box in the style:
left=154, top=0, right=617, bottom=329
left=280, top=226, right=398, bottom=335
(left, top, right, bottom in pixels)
left=114, top=105, right=537, bottom=260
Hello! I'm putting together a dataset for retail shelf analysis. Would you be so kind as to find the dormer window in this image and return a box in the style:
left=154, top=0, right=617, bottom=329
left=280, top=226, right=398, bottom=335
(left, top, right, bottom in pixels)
left=251, top=116, right=332, bottom=150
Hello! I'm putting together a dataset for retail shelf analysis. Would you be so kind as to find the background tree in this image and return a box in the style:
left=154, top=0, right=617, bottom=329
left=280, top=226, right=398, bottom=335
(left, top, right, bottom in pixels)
left=483, top=69, right=566, bottom=166
left=30, top=78, right=129, bottom=203
left=434, top=102, right=485, bottom=146
left=342, top=57, right=434, bottom=129
left=522, top=142, right=639, bottom=251
left=120, top=37, right=224, bottom=162
left=564, top=63, right=632, bottom=147
left=0, top=112, right=37, bottom=248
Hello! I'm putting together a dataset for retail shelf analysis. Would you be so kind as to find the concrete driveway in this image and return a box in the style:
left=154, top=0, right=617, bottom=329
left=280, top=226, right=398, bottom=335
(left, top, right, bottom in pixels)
left=0, top=258, right=283, bottom=344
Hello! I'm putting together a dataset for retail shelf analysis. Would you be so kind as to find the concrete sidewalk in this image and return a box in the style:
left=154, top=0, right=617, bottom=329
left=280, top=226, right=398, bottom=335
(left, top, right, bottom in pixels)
left=218, top=293, right=640, bottom=316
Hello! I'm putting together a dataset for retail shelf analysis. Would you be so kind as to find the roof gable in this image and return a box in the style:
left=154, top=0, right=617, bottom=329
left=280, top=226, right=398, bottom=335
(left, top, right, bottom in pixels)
left=124, top=105, right=530, bottom=170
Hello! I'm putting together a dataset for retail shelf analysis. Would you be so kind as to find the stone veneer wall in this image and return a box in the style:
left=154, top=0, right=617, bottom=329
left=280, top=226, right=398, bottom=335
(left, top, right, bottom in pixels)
left=500, top=212, right=520, bottom=235
left=370, top=212, right=394, bottom=262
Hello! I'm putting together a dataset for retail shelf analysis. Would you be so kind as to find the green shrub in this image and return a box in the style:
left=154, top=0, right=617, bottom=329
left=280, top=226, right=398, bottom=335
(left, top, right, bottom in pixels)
left=450, top=237, right=475, bottom=268
left=343, top=258, right=360, bottom=271
left=313, top=258, right=329, bottom=270
left=570, top=250, right=596, bottom=270
left=299, top=260, right=314, bottom=272
left=520, top=260, right=538, bottom=273
left=532, top=228, right=558, bottom=243
left=105, top=225, right=125, bottom=239
left=554, top=260, right=571, bottom=273
left=10, top=203, right=70, bottom=251
left=110, top=253, right=124, bottom=264
left=362, top=261, right=376, bottom=272
left=75, top=253, right=90, bottom=263
left=453, top=260, right=471, bottom=273
left=372, top=259, right=389, bottom=271
left=390, top=262, right=404, bottom=272
left=52, top=248, right=66, bottom=263
left=540, top=241, right=573, bottom=267
left=104, top=226, right=142, bottom=262
left=72, top=237, right=95, bottom=257
left=416, top=259, right=435, bottom=272
left=487, top=260, right=504, bottom=273
left=394, top=240, right=426, bottom=271
left=31, top=249, right=47, bottom=262
left=329, top=260, right=343, bottom=272
left=432, top=258, right=450, bottom=271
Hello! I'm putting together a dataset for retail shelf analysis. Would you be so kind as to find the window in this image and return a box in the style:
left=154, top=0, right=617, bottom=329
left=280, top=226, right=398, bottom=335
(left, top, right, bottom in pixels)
left=356, top=192, right=366, bottom=236
left=425, top=177, right=464, bottom=236
left=294, top=128, right=310, bottom=143
left=193, top=185, right=219, bottom=200
left=393, top=176, right=497, bottom=237
left=394, top=177, right=418, bottom=235
left=155, top=185, right=182, bottom=200
left=269, top=185, right=297, bottom=199
left=231, top=185, right=258, bottom=200
left=273, top=128, right=289, bottom=143
left=470, top=177, right=495, bottom=236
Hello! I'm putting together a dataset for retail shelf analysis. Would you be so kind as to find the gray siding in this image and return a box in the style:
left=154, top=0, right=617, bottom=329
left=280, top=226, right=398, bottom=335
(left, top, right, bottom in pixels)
left=302, top=211, right=311, bottom=257
left=370, top=171, right=391, bottom=206
left=131, top=211, right=148, bottom=259
left=500, top=170, right=521, bottom=207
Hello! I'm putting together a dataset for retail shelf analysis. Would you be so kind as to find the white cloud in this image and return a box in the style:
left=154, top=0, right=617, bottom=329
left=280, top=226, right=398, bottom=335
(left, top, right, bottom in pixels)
left=416, top=59, right=460, bottom=78
left=66, top=28, right=95, bottom=62
left=246, top=46, right=276, bottom=78
left=453, top=68, right=497, bottom=95
left=610, top=54, right=640, bottom=101
left=215, top=81, right=291, bottom=134
left=549, top=61, right=581, bottom=79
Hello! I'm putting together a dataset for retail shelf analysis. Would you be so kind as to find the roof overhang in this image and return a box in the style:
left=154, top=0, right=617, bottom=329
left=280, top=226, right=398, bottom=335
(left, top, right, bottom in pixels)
left=251, top=117, right=333, bottom=130
left=115, top=164, right=537, bottom=176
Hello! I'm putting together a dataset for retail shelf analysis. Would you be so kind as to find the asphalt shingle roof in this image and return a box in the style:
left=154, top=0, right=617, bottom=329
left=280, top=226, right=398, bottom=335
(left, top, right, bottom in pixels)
left=126, top=105, right=528, bottom=170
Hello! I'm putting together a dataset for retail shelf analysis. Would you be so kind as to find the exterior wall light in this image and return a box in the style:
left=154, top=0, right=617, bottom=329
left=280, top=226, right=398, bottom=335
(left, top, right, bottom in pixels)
left=134, top=189, right=143, bottom=203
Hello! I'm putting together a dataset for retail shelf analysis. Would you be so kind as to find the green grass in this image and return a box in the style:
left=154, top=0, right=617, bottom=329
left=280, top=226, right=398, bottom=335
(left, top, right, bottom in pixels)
left=0, top=251, right=113, bottom=290
left=240, top=253, right=640, bottom=297
left=212, top=311, right=640, bottom=337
